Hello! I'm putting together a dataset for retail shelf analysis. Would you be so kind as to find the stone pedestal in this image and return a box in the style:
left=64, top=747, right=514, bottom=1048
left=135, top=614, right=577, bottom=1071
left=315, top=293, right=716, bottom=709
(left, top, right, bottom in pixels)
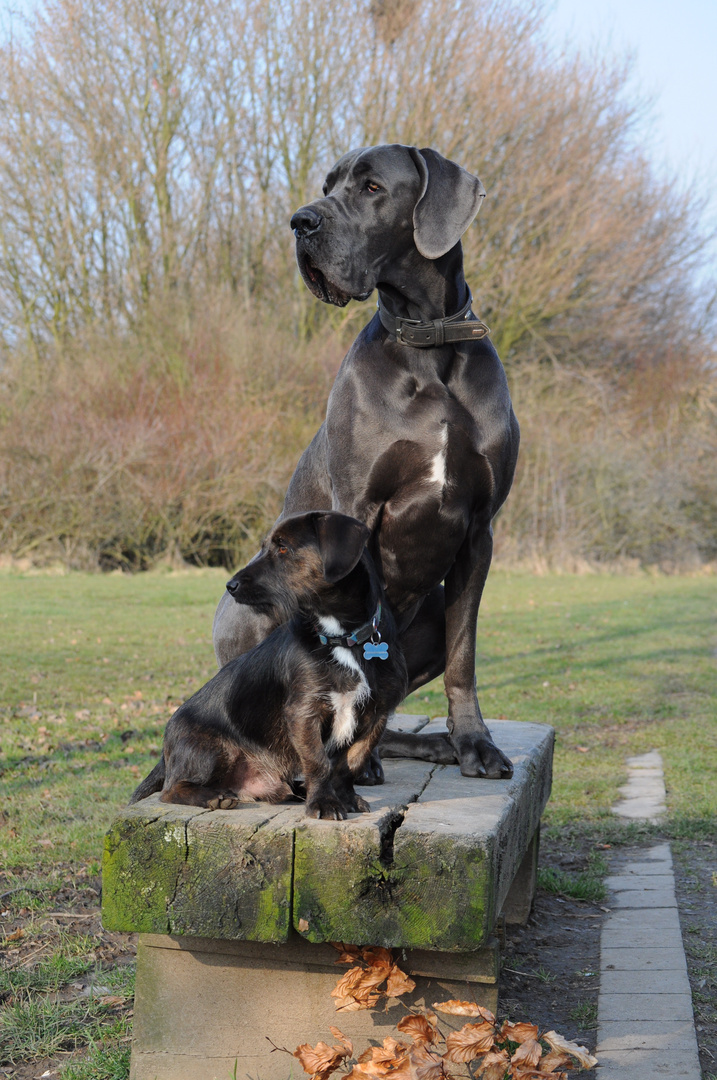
left=101, top=718, right=554, bottom=1078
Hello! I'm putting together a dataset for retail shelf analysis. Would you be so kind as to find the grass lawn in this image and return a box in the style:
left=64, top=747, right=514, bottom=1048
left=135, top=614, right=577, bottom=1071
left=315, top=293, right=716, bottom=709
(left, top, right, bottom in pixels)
left=1, top=566, right=716, bottom=1074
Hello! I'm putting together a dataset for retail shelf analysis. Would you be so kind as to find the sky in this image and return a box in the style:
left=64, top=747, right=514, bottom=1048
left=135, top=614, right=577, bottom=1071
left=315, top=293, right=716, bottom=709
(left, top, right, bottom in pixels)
left=546, top=0, right=717, bottom=197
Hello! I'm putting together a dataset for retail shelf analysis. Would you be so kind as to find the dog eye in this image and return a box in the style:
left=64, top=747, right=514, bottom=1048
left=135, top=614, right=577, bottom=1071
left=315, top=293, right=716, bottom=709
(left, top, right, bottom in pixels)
left=366, top=181, right=381, bottom=193
left=276, top=543, right=289, bottom=555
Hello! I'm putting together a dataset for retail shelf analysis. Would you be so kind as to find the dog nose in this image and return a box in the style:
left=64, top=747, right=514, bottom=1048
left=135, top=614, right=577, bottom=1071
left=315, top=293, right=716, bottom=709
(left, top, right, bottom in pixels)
left=290, top=206, right=323, bottom=238
left=226, top=578, right=240, bottom=596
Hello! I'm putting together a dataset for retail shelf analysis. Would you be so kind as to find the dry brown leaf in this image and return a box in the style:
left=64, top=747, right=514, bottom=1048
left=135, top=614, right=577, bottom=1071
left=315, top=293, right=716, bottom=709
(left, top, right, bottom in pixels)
left=500, top=1021, right=540, bottom=1045
left=433, top=1000, right=482, bottom=1017
left=410, top=1044, right=454, bottom=1080
left=361, top=946, right=394, bottom=968
left=298, top=918, right=310, bottom=932
left=328, top=1027, right=353, bottom=1054
left=331, top=942, right=362, bottom=965
left=385, top=963, right=416, bottom=998
left=511, top=1039, right=543, bottom=1069
left=543, top=1032, right=598, bottom=1069
left=357, top=1036, right=409, bottom=1064
left=4, top=928, right=25, bottom=941
left=397, top=1013, right=438, bottom=1045
left=443, top=1021, right=496, bottom=1062
left=334, top=991, right=380, bottom=1012
left=347, top=1054, right=413, bottom=1080
left=98, top=995, right=126, bottom=1007
left=537, top=1051, right=573, bottom=1074
left=332, top=965, right=367, bottom=998
left=476, top=1049, right=510, bottom=1080
left=294, top=1036, right=352, bottom=1079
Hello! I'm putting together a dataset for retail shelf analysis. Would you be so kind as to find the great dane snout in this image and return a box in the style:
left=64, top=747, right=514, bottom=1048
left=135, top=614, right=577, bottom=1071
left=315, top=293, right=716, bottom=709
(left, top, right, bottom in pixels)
left=291, top=206, right=323, bottom=238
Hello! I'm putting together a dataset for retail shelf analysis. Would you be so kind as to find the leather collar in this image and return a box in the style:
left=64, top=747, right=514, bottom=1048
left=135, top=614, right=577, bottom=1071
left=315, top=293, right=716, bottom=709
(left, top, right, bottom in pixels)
left=377, top=290, right=490, bottom=348
left=316, top=601, right=382, bottom=649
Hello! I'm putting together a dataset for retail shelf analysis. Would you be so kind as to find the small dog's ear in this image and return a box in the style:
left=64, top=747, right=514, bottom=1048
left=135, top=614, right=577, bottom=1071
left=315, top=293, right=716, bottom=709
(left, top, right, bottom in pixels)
left=313, top=512, right=371, bottom=583
left=409, top=147, right=486, bottom=260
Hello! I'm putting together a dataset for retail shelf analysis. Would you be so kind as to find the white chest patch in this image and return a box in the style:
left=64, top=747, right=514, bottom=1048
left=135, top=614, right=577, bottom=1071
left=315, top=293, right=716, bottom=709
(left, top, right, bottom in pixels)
left=427, top=424, right=449, bottom=489
left=318, top=617, right=371, bottom=750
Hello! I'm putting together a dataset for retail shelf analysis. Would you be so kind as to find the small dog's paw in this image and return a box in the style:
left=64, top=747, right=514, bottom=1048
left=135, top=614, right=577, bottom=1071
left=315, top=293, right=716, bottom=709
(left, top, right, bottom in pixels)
left=305, top=794, right=348, bottom=820
left=206, top=790, right=240, bottom=810
left=353, top=794, right=371, bottom=813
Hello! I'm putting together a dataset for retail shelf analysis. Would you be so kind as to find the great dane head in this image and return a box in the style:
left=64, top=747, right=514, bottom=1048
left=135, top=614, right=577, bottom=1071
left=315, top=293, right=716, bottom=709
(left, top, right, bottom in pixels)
left=290, top=144, right=486, bottom=306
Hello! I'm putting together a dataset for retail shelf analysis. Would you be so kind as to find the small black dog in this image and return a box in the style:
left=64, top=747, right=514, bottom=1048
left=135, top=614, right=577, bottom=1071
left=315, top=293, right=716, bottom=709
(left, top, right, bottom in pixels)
left=130, top=511, right=408, bottom=819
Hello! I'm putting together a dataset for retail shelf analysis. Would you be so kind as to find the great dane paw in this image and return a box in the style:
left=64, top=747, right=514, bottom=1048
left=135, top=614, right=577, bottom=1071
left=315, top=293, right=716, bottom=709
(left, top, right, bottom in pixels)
left=354, top=748, right=385, bottom=786
left=452, top=733, right=513, bottom=780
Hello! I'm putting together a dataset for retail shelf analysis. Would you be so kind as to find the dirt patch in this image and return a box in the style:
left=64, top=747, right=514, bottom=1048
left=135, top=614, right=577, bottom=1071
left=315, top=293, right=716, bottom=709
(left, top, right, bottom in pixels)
left=673, top=838, right=717, bottom=1079
left=499, top=838, right=604, bottom=1080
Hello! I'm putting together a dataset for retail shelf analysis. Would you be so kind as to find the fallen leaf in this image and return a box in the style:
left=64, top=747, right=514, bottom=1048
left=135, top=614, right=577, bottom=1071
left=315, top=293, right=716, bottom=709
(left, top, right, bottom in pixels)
left=443, top=1021, right=496, bottom=1062
left=409, top=1044, right=453, bottom=1080
left=537, top=1050, right=573, bottom=1074
left=4, top=927, right=24, bottom=941
left=331, top=942, right=361, bottom=964
left=397, top=1013, right=438, bottom=1045
left=385, top=963, right=416, bottom=997
left=511, top=1038, right=542, bottom=1068
left=362, top=946, right=394, bottom=968
left=334, top=992, right=380, bottom=1012
left=543, top=1032, right=598, bottom=1069
left=332, top=966, right=366, bottom=998
left=98, top=995, right=126, bottom=1007
left=298, top=917, right=309, bottom=932
left=433, top=999, right=484, bottom=1017
left=328, top=1027, right=352, bottom=1054
left=475, top=1049, right=510, bottom=1079
left=294, top=1036, right=353, bottom=1079
left=500, top=1021, right=540, bottom=1044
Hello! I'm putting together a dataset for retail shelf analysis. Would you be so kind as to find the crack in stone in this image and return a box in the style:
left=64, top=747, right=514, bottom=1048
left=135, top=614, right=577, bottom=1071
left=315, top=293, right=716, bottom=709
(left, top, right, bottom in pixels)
left=377, top=764, right=440, bottom=867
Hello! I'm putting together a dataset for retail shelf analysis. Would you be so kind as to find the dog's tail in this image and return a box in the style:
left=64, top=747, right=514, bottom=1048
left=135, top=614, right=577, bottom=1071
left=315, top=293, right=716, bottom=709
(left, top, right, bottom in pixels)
left=128, top=756, right=166, bottom=804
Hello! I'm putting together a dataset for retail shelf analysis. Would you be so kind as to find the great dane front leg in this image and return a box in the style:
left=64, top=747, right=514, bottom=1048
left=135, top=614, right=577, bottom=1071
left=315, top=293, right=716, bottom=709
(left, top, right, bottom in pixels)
left=444, top=524, right=513, bottom=779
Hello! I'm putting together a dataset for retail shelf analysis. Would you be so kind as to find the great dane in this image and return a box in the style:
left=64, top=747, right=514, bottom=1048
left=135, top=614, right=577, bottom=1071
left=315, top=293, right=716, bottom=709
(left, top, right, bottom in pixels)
left=213, top=143, right=519, bottom=780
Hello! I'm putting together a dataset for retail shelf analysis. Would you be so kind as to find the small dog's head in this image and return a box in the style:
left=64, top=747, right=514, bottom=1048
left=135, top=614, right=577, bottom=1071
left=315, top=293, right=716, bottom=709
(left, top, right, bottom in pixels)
left=290, top=143, right=485, bottom=306
left=226, top=511, right=372, bottom=622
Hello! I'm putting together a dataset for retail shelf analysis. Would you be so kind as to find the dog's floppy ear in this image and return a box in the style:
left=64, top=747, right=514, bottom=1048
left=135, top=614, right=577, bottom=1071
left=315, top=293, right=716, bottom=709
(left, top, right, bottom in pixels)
left=313, top=512, right=371, bottom=583
left=409, top=147, right=486, bottom=260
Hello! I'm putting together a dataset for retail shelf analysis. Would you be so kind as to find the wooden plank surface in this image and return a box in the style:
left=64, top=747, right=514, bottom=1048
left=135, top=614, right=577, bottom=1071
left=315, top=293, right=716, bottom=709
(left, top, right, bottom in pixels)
left=103, top=719, right=553, bottom=950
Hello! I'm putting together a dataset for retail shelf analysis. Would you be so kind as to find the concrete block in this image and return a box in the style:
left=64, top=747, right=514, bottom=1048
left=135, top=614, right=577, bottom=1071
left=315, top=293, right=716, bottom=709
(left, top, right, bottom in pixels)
left=600, top=927, right=685, bottom=950
left=601, top=947, right=689, bottom=972
left=612, top=859, right=673, bottom=876
left=599, top=967, right=692, bottom=996
left=597, top=1019, right=700, bottom=1051
left=500, top=826, right=539, bottom=925
left=603, top=907, right=680, bottom=930
left=626, top=751, right=664, bottom=770
left=613, top=797, right=666, bottom=820
left=596, top=1048, right=701, bottom=1079
left=605, top=874, right=675, bottom=891
left=611, top=888, right=676, bottom=908
left=129, top=932, right=499, bottom=1080
left=639, top=843, right=672, bottom=862
left=599, top=993, right=695, bottom=1022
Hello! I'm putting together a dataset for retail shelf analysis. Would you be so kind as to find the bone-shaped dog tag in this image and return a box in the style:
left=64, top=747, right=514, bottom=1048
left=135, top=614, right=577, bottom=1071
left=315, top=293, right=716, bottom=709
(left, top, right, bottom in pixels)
left=363, top=641, right=389, bottom=660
